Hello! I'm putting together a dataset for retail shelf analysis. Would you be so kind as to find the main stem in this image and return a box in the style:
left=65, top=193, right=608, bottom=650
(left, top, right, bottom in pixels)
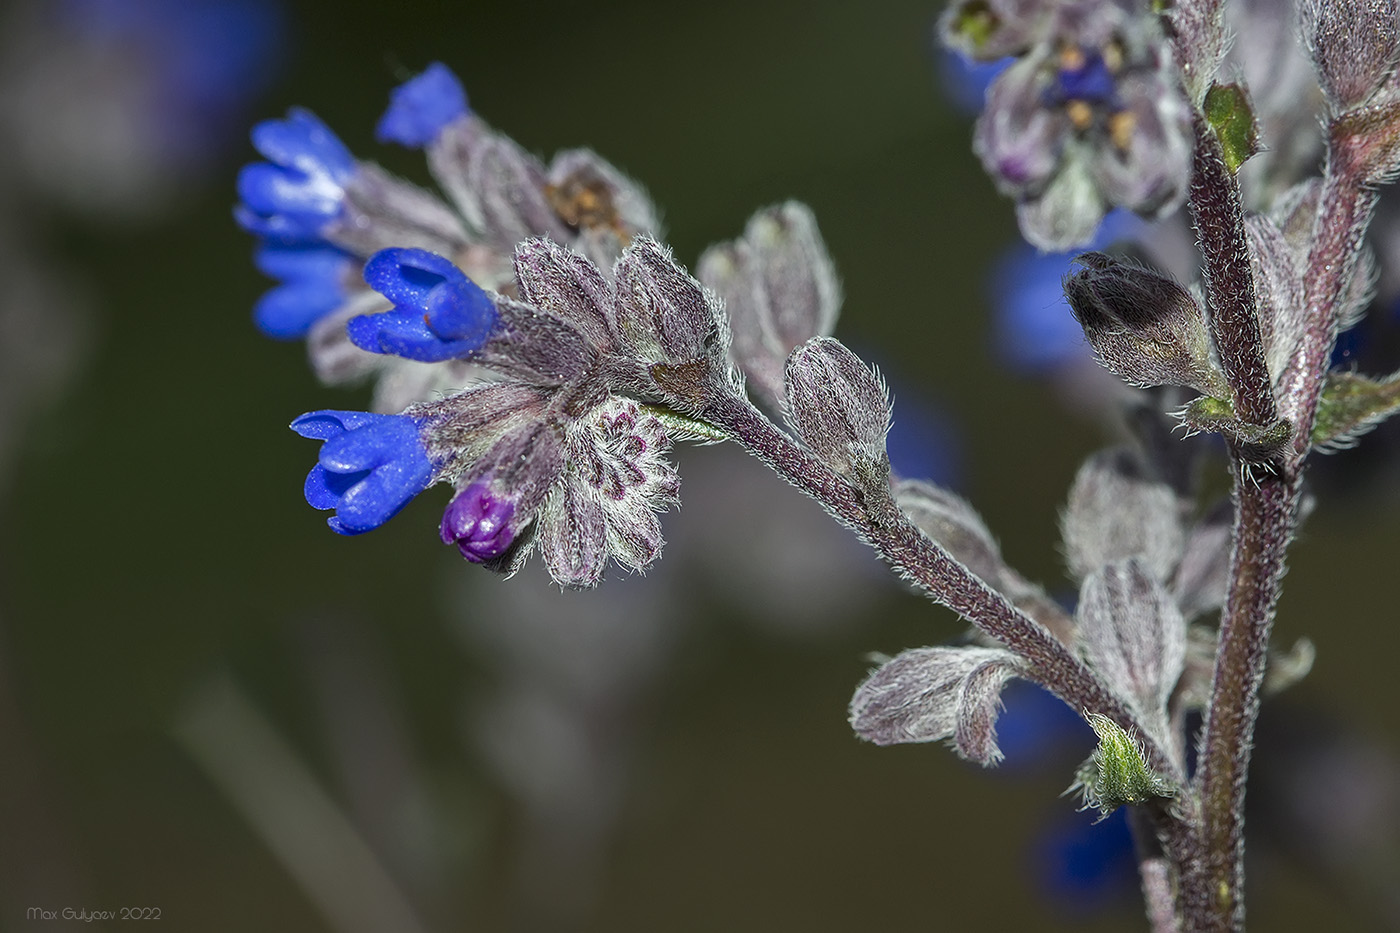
left=1190, top=468, right=1297, bottom=929
left=1185, top=109, right=1377, bottom=931
left=1181, top=119, right=1296, bottom=931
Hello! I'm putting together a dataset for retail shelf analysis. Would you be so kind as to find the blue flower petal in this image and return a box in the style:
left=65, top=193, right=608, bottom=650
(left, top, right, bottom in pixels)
left=352, top=249, right=497, bottom=361
left=362, top=247, right=459, bottom=306
left=290, top=410, right=433, bottom=535
left=305, top=462, right=345, bottom=509
left=252, top=243, right=352, bottom=339
left=426, top=275, right=495, bottom=340
left=251, top=108, right=353, bottom=178
left=236, top=107, right=354, bottom=242
left=375, top=62, right=470, bottom=147
left=938, top=51, right=1011, bottom=114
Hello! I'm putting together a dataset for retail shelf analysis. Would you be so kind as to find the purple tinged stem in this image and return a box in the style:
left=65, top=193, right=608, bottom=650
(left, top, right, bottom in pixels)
left=1188, top=118, right=1277, bottom=426
left=699, top=390, right=1184, bottom=786
left=1191, top=473, right=1297, bottom=932
left=1190, top=118, right=1378, bottom=933
left=1280, top=135, right=1380, bottom=459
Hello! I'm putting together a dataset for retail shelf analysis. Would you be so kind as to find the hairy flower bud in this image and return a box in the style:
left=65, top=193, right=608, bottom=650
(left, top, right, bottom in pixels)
left=1299, top=0, right=1400, bottom=111
left=698, top=202, right=841, bottom=408
left=1061, top=447, right=1184, bottom=584
left=440, top=481, right=516, bottom=562
left=849, top=646, right=1024, bottom=765
left=784, top=337, right=891, bottom=486
left=1064, top=252, right=1227, bottom=397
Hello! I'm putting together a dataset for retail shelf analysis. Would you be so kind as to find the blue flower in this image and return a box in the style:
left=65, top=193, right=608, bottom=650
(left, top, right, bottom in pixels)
left=235, top=108, right=355, bottom=242
left=54, top=0, right=286, bottom=167
left=375, top=62, right=470, bottom=148
left=1050, top=50, right=1119, bottom=107
left=252, top=242, right=354, bottom=339
left=994, top=680, right=1095, bottom=769
left=348, top=248, right=498, bottom=362
left=290, top=410, right=434, bottom=535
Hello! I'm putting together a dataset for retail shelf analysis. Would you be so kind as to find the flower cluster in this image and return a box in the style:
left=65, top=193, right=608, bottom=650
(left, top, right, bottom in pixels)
left=237, top=63, right=746, bottom=586
left=941, top=0, right=1192, bottom=250
left=237, top=61, right=661, bottom=411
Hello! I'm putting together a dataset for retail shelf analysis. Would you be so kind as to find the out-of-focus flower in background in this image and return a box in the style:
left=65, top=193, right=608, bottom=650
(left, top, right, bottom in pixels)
left=0, top=0, right=285, bottom=218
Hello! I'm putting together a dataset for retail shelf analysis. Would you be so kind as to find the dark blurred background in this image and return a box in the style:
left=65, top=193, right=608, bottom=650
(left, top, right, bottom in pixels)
left=2, top=0, right=1398, bottom=930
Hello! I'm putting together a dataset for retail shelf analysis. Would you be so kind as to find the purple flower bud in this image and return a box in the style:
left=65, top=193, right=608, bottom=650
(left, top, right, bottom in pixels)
left=440, top=482, right=516, bottom=562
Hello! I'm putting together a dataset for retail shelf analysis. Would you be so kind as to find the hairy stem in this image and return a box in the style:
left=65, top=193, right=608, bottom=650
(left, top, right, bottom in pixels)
left=1188, top=120, right=1277, bottom=427
left=1190, top=466, right=1297, bottom=930
left=1185, top=108, right=1377, bottom=933
left=701, top=390, right=1187, bottom=785
left=1278, top=129, right=1379, bottom=460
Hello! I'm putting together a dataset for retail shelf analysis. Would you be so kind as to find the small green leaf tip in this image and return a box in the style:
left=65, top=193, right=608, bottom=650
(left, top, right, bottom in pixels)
left=1177, top=396, right=1293, bottom=462
left=1072, top=713, right=1176, bottom=819
left=1311, top=371, right=1400, bottom=451
left=1204, top=83, right=1260, bottom=174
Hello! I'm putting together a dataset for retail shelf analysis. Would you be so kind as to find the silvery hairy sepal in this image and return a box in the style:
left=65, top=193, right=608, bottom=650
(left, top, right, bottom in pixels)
left=697, top=202, right=841, bottom=410
left=849, top=646, right=1025, bottom=766
left=539, top=398, right=681, bottom=587
left=1061, top=447, right=1185, bottom=584
left=1172, top=499, right=1232, bottom=621
left=1299, top=0, right=1400, bottom=111
left=1076, top=558, right=1187, bottom=733
left=1064, top=252, right=1229, bottom=398
left=784, top=337, right=892, bottom=493
left=614, top=238, right=736, bottom=409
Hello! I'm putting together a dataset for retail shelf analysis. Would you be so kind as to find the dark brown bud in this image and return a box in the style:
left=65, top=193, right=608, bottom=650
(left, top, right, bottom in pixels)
left=1064, top=252, right=1227, bottom=397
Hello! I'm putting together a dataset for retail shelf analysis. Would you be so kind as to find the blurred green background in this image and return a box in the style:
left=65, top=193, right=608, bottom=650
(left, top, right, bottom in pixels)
left=3, top=0, right=1398, bottom=930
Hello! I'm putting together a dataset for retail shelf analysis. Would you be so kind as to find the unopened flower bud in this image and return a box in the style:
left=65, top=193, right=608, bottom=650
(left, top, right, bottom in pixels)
left=1300, top=0, right=1400, bottom=111
left=440, top=482, right=517, bottom=562
left=1064, top=252, right=1227, bottom=397
left=784, top=337, right=891, bottom=486
left=698, top=202, right=841, bottom=407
